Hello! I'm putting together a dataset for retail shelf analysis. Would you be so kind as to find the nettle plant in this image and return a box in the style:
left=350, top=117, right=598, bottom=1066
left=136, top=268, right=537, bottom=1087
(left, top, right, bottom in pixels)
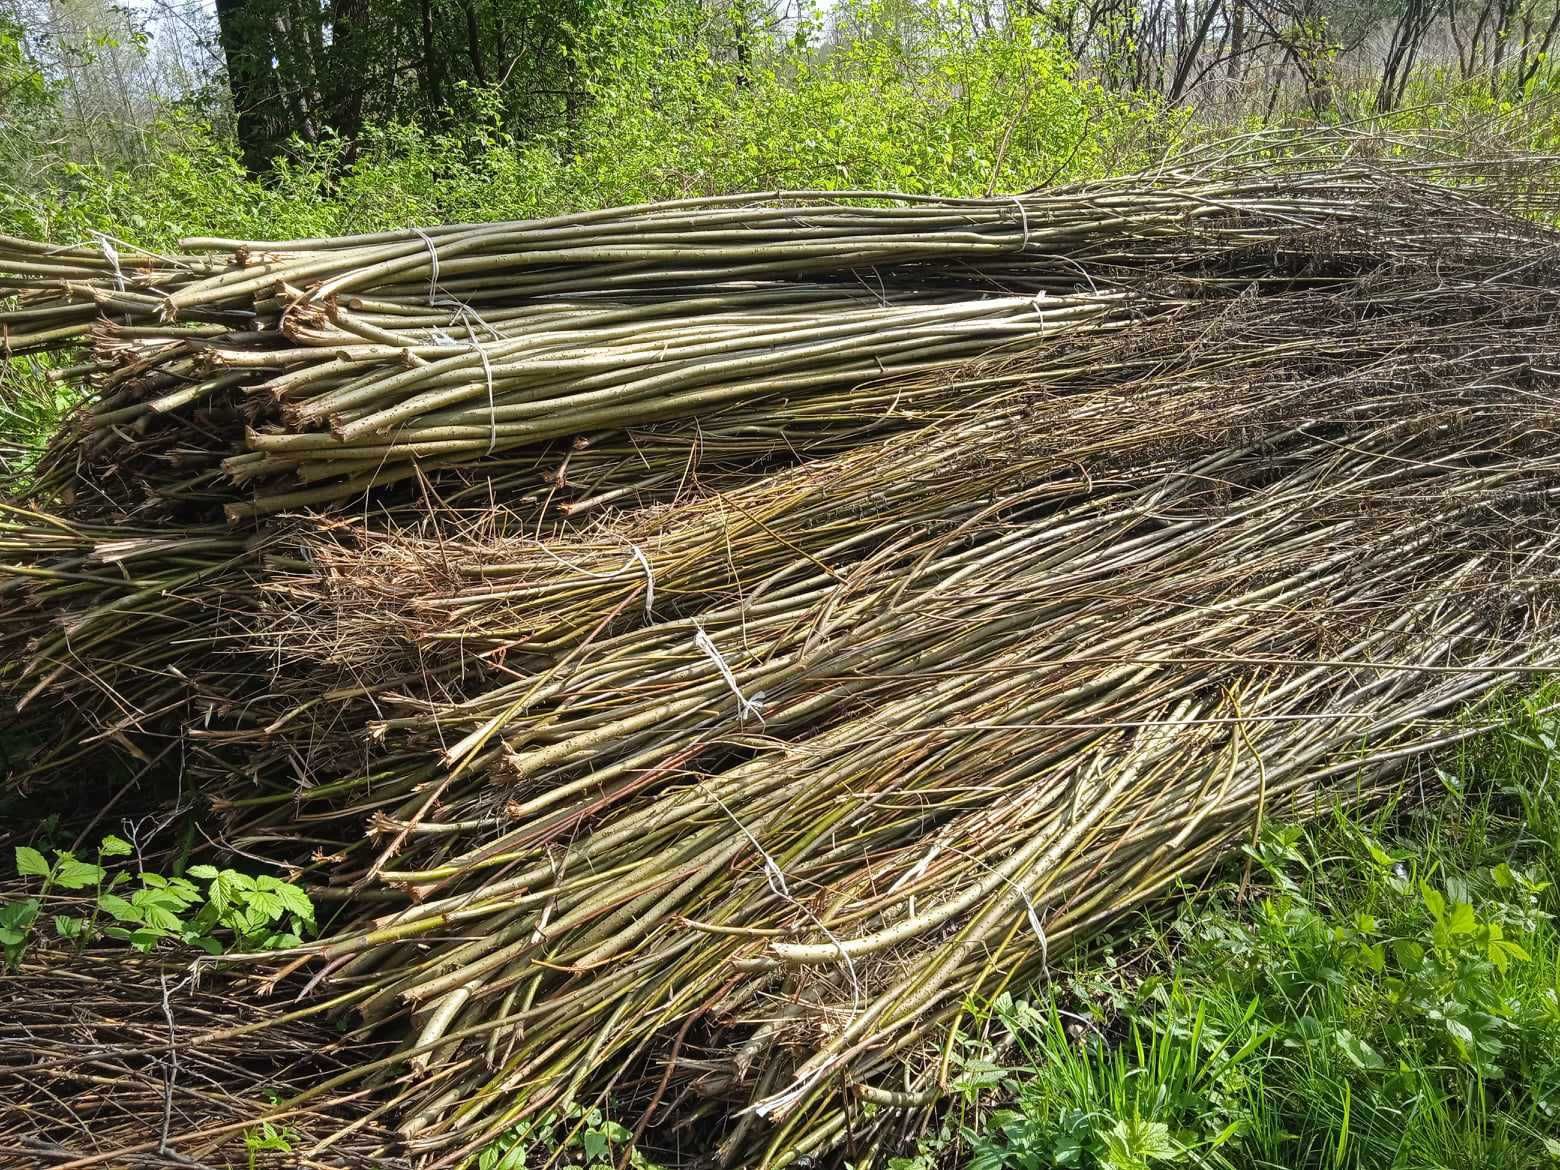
left=2, top=835, right=314, bottom=969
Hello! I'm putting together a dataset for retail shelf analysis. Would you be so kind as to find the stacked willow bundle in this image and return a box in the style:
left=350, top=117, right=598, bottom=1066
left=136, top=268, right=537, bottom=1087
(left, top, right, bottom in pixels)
left=3, top=158, right=1560, bottom=1169
left=5, top=163, right=1553, bottom=523
left=208, top=278, right=1560, bottom=1168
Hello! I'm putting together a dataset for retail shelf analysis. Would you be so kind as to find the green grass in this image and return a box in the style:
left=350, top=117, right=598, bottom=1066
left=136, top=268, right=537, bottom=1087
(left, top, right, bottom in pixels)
left=952, top=688, right=1560, bottom=1170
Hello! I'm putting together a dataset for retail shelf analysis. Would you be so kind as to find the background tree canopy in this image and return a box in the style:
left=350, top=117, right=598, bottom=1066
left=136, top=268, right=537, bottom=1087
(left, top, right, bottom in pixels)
left=7, top=0, right=1559, bottom=193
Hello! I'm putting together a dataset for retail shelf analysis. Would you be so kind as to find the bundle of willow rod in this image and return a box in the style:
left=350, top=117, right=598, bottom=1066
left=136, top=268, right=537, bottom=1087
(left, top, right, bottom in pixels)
left=158, top=277, right=1554, bottom=1168
left=3, top=159, right=1560, bottom=1170
left=7, top=163, right=1556, bottom=523
left=0, top=948, right=409, bottom=1168
left=232, top=377, right=1559, bottom=1170
left=246, top=272, right=1556, bottom=675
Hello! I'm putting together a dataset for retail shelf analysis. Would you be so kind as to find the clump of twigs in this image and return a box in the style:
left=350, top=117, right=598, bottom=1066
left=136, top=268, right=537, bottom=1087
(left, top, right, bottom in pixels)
left=3, top=149, right=1560, bottom=1169
left=0, top=949, right=408, bottom=1168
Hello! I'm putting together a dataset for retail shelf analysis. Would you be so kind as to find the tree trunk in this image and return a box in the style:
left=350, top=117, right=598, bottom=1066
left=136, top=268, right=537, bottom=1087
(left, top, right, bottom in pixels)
left=328, top=0, right=369, bottom=142
left=420, top=0, right=446, bottom=114
left=215, top=0, right=282, bottom=173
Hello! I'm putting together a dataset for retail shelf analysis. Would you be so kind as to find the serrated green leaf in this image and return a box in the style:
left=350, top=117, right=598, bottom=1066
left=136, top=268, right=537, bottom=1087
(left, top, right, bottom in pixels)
left=1447, top=902, right=1477, bottom=935
left=15, top=846, right=49, bottom=878
left=1391, top=935, right=1428, bottom=973
left=1362, top=836, right=1394, bottom=868
left=1446, top=1018, right=1475, bottom=1050
left=187, top=864, right=219, bottom=880
left=0, top=899, right=39, bottom=929
left=129, top=928, right=162, bottom=952
left=273, top=882, right=314, bottom=923
left=599, top=1120, right=630, bottom=1142
left=208, top=872, right=233, bottom=915
left=581, top=1129, right=610, bottom=1163
left=1103, top=1116, right=1177, bottom=1164
left=53, top=914, right=84, bottom=939
left=1489, top=938, right=1530, bottom=974
left=131, top=887, right=183, bottom=913
left=96, top=892, right=141, bottom=923
left=243, top=902, right=271, bottom=933
left=245, top=887, right=284, bottom=921
left=137, top=903, right=185, bottom=932
left=51, top=854, right=105, bottom=890
left=141, top=872, right=167, bottom=889
left=98, top=834, right=132, bottom=858
left=157, top=878, right=202, bottom=908
left=1421, top=883, right=1446, bottom=919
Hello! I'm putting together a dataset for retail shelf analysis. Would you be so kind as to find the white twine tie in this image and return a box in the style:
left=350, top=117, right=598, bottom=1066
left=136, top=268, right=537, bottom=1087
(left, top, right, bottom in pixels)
left=459, top=312, right=498, bottom=454
left=1010, top=196, right=1032, bottom=251
left=411, top=226, right=441, bottom=305
left=536, top=541, right=655, bottom=621
left=693, top=626, right=765, bottom=723
left=91, top=231, right=125, bottom=292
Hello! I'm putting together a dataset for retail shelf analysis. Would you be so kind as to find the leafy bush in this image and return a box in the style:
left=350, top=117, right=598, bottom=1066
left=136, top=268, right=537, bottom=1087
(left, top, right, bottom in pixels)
left=563, top=0, right=1164, bottom=204
left=478, top=1102, right=659, bottom=1170
left=0, top=0, right=1161, bottom=253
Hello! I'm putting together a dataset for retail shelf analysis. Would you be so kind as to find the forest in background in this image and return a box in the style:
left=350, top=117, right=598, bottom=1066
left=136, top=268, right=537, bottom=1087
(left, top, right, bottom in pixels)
left=4, top=0, right=1560, bottom=256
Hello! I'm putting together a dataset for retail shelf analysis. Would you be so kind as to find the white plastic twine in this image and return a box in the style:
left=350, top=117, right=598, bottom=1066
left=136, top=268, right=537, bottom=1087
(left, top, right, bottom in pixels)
left=1010, top=196, right=1032, bottom=251
left=697, top=781, right=861, bottom=1015
left=692, top=625, right=765, bottom=724
left=410, top=228, right=502, bottom=453
left=536, top=541, right=656, bottom=621
left=459, top=312, right=498, bottom=454
left=90, top=231, right=125, bottom=291
left=411, top=226, right=441, bottom=305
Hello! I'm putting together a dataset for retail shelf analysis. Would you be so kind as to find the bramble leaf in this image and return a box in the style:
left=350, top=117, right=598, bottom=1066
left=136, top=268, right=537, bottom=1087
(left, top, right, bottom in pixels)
left=581, top=1130, right=610, bottom=1163
left=51, top=854, right=105, bottom=890
left=96, top=892, right=141, bottom=923
left=1333, top=1028, right=1385, bottom=1069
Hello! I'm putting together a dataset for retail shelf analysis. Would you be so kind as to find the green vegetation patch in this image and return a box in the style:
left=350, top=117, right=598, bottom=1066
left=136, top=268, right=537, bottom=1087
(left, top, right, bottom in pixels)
left=955, top=691, right=1560, bottom=1170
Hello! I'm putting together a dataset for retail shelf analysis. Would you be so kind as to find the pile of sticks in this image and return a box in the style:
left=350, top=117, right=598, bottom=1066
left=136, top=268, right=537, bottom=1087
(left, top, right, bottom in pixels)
left=3, top=156, right=1560, bottom=1168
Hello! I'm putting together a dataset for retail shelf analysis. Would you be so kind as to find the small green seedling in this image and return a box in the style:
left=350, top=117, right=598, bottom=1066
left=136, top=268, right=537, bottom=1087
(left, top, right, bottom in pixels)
left=4, top=836, right=315, bottom=968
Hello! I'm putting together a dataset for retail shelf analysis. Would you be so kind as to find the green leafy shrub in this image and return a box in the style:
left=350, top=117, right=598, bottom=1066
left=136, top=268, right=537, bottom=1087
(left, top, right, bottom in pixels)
left=0, top=0, right=1167, bottom=254
left=477, top=1102, right=658, bottom=1170
left=3, top=836, right=315, bottom=967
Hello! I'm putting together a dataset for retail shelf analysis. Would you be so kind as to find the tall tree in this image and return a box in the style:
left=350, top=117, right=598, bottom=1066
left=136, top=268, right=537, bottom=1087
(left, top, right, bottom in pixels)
left=214, top=0, right=286, bottom=171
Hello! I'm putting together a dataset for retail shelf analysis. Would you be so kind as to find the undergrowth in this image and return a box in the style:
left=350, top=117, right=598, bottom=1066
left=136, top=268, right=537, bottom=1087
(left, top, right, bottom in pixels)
left=949, top=688, right=1560, bottom=1170
left=2, top=832, right=315, bottom=968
